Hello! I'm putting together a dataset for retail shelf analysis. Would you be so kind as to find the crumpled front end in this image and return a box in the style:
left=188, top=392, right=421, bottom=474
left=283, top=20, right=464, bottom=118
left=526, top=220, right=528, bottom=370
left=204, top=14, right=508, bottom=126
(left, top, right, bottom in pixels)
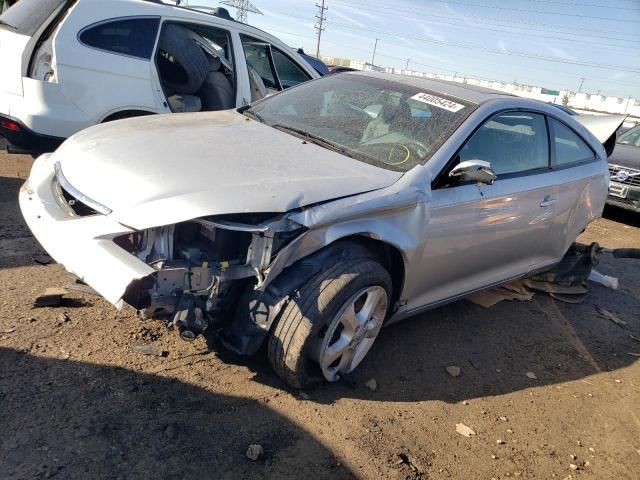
left=20, top=155, right=308, bottom=342
left=19, top=154, right=155, bottom=307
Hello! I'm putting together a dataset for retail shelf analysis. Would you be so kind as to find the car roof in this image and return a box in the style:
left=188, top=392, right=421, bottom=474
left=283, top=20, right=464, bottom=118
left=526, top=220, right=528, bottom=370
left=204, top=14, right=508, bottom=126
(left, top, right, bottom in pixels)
left=346, top=70, right=515, bottom=105
left=135, top=0, right=280, bottom=41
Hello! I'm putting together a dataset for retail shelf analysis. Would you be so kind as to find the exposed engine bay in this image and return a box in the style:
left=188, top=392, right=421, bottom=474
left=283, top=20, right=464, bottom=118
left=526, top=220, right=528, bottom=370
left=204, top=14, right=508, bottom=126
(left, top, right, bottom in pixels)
left=114, top=215, right=305, bottom=340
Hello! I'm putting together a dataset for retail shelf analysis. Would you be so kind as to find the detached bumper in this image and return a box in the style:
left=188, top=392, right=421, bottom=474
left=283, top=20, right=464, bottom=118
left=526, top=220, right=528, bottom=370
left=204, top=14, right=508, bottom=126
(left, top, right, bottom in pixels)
left=19, top=155, right=155, bottom=306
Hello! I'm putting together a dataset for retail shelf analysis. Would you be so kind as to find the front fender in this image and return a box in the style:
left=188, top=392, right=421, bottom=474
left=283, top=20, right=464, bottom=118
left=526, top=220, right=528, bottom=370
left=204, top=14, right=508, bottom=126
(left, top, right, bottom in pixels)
left=262, top=187, right=428, bottom=291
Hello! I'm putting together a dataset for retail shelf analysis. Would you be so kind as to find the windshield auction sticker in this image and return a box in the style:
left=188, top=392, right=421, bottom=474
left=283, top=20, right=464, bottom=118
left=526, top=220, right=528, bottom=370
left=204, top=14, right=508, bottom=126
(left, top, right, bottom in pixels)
left=410, top=93, right=465, bottom=112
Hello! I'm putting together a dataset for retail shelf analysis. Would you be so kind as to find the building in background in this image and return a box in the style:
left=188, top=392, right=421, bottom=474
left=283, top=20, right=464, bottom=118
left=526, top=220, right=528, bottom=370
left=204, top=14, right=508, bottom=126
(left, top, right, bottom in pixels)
left=320, top=55, right=640, bottom=123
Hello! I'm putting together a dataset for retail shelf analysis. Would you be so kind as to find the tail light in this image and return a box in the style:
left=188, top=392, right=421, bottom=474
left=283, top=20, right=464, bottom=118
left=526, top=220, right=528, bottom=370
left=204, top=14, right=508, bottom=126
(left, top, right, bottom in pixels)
left=0, top=119, right=21, bottom=132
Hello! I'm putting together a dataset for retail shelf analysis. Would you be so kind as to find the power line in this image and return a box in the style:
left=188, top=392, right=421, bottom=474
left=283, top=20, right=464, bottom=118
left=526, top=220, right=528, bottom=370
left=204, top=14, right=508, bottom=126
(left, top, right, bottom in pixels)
left=220, top=0, right=262, bottom=23
left=324, top=19, right=640, bottom=73
left=273, top=8, right=640, bottom=73
left=421, top=0, right=640, bottom=23
left=327, top=0, right=640, bottom=42
left=327, top=5, right=640, bottom=51
left=266, top=28, right=640, bottom=91
left=517, top=0, right=640, bottom=11
left=314, top=0, right=328, bottom=57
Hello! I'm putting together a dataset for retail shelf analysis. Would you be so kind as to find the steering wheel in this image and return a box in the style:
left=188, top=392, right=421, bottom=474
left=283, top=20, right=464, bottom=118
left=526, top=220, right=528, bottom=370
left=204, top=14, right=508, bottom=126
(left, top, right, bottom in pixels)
left=357, top=141, right=431, bottom=167
left=403, top=140, right=430, bottom=160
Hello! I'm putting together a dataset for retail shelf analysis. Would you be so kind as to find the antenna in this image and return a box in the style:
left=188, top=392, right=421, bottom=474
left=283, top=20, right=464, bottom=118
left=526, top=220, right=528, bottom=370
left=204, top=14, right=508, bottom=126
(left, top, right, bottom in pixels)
left=220, top=0, right=262, bottom=23
left=315, top=0, right=328, bottom=57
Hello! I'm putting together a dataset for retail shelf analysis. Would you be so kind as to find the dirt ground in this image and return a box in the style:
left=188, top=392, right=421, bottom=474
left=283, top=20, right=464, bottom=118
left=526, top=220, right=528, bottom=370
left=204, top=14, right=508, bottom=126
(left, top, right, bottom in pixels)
left=1, top=149, right=639, bottom=479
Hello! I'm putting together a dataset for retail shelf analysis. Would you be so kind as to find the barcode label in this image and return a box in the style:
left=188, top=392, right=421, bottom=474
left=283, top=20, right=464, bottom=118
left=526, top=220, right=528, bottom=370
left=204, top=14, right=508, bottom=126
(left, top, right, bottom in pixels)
left=410, top=93, right=466, bottom=112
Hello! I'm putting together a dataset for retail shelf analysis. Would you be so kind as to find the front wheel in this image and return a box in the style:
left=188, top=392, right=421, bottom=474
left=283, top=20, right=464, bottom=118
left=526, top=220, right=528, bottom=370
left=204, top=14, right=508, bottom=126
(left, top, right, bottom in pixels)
left=267, top=257, right=392, bottom=388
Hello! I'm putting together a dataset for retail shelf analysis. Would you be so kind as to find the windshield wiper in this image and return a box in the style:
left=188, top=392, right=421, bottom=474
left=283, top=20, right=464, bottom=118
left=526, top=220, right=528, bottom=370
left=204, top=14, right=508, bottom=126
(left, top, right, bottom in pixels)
left=239, top=107, right=263, bottom=123
left=0, top=20, right=17, bottom=31
left=271, top=124, right=355, bottom=158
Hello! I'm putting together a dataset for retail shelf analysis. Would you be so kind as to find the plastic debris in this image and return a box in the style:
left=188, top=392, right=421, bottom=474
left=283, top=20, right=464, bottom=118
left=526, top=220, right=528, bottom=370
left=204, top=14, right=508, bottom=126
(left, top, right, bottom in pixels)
left=455, top=423, right=476, bottom=437
left=588, top=270, right=618, bottom=290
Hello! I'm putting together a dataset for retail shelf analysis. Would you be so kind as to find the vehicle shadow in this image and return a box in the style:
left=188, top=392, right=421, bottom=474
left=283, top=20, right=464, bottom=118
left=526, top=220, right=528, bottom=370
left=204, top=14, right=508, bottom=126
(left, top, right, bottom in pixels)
left=603, top=204, right=640, bottom=228
left=0, top=176, right=48, bottom=269
left=0, top=347, right=353, bottom=480
left=237, top=255, right=639, bottom=404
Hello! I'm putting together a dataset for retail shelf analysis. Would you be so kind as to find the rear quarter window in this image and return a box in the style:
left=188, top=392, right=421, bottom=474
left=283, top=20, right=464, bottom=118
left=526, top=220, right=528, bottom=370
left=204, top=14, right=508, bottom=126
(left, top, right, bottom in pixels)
left=79, top=17, right=160, bottom=60
left=550, top=118, right=595, bottom=166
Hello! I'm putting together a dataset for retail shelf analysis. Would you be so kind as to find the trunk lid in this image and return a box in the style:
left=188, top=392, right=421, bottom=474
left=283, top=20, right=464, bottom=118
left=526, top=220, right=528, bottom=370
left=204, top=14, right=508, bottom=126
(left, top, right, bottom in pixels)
left=574, top=114, right=627, bottom=158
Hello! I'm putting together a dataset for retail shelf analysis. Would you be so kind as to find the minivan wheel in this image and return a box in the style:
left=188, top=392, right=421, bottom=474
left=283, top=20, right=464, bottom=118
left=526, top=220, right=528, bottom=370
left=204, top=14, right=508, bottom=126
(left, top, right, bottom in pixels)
left=267, top=257, right=392, bottom=388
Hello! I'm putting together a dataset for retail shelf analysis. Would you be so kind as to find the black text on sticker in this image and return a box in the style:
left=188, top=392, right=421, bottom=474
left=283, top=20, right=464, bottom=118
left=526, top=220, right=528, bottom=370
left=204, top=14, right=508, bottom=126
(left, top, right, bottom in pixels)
left=410, top=93, right=465, bottom=112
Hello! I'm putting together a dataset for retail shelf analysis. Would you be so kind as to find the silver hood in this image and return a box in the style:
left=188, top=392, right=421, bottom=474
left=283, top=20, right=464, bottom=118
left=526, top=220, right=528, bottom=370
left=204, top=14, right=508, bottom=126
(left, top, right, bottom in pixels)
left=54, top=111, right=403, bottom=230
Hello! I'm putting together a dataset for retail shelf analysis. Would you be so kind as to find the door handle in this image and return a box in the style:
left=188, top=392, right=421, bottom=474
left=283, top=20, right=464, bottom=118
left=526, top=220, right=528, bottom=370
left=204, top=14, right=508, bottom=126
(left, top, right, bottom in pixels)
left=540, top=195, right=556, bottom=208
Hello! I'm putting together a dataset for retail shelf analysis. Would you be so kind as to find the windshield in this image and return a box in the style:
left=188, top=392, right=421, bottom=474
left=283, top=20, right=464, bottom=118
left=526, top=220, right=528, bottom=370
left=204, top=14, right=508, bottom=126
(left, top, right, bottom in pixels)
left=247, top=74, right=475, bottom=171
left=618, top=124, right=640, bottom=147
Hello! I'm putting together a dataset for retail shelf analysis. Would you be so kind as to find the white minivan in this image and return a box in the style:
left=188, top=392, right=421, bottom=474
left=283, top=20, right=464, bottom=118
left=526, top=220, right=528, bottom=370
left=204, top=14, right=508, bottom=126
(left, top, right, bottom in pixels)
left=0, top=0, right=321, bottom=154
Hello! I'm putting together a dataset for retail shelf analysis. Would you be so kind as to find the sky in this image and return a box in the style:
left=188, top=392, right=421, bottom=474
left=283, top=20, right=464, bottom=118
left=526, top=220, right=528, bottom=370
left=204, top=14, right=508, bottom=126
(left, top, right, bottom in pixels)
left=196, top=0, right=640, bottom=99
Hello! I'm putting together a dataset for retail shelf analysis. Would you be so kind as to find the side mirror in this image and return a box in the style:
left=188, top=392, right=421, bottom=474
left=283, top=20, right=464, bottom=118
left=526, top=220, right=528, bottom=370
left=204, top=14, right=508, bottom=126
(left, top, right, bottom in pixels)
left=449, top=160, right=497, bottom=185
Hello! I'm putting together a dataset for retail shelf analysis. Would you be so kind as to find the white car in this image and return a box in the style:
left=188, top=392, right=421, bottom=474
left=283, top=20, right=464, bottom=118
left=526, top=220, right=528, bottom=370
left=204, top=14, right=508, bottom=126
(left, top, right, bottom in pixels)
left=0, top=0, right=320, bottom=154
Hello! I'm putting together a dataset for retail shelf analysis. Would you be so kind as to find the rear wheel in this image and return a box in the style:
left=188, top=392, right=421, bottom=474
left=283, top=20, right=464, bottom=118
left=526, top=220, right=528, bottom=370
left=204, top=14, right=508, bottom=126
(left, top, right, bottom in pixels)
left=268, top=257, right=391, bottom=388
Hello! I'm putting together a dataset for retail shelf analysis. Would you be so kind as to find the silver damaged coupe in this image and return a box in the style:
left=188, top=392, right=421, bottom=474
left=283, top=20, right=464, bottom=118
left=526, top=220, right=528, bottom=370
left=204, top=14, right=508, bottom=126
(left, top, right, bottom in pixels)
left=20, top=72, right=621, bottom=387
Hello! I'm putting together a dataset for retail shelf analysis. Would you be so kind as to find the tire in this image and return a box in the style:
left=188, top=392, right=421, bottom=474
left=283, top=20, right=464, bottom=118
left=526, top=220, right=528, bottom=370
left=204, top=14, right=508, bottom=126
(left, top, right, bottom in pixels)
left=158, top=24, right=209, bottom=94
left=268, top=257, right=392, bottom=389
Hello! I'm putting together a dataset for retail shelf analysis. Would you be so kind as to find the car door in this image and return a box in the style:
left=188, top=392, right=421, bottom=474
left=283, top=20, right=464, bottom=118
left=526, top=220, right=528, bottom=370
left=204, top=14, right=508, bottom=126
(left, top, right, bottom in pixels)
left=239, top=34, right=312, bottom=98
left=406, top=111, right=558, bottom=310
left=55, top=15, right=163, bottom=122
left=533, top=116, right=606, bottom=268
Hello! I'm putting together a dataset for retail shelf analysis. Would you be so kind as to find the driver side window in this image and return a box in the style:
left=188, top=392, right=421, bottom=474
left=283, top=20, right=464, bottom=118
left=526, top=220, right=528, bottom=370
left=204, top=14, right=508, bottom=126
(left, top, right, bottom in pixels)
left=459, top=112, right=549, bottom=176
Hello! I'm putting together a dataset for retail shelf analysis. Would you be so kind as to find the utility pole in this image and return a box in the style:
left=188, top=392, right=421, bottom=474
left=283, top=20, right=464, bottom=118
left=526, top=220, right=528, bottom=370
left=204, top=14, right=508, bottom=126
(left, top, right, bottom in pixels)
left=220, top=0, right=263, bottom=23
left=578, top=77, right=585, bottom=93
left=315, top=0, right=328, bottom=57
left=405, top=58, right=410, bottom=70
left=371, top=38, right=379, bottom=65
